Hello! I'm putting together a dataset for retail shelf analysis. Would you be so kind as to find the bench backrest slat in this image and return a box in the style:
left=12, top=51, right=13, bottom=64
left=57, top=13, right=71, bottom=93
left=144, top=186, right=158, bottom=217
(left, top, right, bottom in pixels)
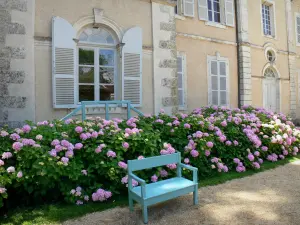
left=128, top=153, right=181, bottom=172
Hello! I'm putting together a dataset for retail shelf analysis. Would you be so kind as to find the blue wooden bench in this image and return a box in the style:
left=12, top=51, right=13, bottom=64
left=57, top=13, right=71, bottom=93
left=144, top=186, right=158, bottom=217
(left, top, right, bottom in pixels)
left=127, top=152, right=198, bottom=224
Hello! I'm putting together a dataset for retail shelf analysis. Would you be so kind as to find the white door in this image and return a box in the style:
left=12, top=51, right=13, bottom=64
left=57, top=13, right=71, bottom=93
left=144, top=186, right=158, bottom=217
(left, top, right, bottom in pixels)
left=263, top=78, right=277, bottom=112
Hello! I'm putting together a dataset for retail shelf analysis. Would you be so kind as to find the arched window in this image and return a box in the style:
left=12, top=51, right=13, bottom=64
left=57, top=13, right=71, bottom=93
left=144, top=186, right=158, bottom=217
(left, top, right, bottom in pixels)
left=77, top=27, right=118, bottom=102
left=264, top=67, right=276, bottom=78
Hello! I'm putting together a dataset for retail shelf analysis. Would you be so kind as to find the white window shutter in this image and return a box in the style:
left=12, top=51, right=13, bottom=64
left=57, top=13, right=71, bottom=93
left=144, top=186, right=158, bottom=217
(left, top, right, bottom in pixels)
left=225, top=0, right=235, bottom=27
left=52, top=17, right=76, bottom=108
left=122, top=27, right=142, bottom=107
left=198, top=0, right=208, bottom=21
left=184, top=0, right=195, bottom=17
left=296, top=16, right=300, bottom=45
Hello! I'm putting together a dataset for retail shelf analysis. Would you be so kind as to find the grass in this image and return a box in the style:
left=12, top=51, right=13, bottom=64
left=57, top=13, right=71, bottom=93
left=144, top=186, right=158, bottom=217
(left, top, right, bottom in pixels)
left=2, top=155, right=300, bottom=225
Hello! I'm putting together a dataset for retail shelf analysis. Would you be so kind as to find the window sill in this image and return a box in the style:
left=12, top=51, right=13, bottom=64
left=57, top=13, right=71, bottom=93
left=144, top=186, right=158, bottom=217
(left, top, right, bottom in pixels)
left=175, top=14, right=186, bottom=21
left=263, top=35, right=276, bottom=40
left=205, top=21, right=227, bottom=29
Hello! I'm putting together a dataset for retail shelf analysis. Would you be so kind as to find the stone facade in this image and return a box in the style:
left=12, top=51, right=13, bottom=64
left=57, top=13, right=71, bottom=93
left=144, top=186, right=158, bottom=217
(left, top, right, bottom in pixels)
left=236, top=0, right=252, bottom=106
left=152, top=0, right=178, bottom=114
left=0, top=0, right=35, bottom=127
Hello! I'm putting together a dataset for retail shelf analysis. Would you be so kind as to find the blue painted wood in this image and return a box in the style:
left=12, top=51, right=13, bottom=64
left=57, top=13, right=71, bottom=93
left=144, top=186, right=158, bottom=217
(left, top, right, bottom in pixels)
left=127, top=102, right=131, bottom=119
left=60, top=106, right=82, bottom=121
left=132, top=177, right=194, bottom=199
left=127, top=153, right=198, bottom=224
left=105, top=103, right=109, bottom=120
left=81, top=102, right=86, bottom=121
left=128, top=153, right=181, bottom=172
left=60, top=101, right=144, bottom=121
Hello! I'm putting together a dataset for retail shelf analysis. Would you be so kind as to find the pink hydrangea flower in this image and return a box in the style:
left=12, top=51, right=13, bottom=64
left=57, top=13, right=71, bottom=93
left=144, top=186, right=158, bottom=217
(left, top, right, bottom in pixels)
left=17, top=171, right=23, bottom=178
left=206, top=142, right=214, bottom=148
left=252, top=162, right=260, bottom=169
left=10, top=133, right=20, bottom=141
left=233, top=158, right=240, bottom=164
left=160, top=169, right=168, bottom=177
left=118, top=161, right=128, bottom=169
left=184, top=123, right=191, bottom=129
left=107, top=150, right=116, bottom=158
left=2, top=152, right=12, bottom=159
left=184, top=158, right=190, bottom=164
left=51, top=139, right=60, bottom=146
left=75, top=126, right=83, bottom=133
left=248, top=154, right=255, bottom=161
left=205, top=150, right=211, bottom=157
left=167, top=163, right=177, bottom=170
left=0, top=131, right=9, bottom=137
left=80, top=133, right=88, bottom=140
left=7, top=166, right=15, bottom=173
left=0, top=160, right=4, bottom=166
left=122, top=142, right=129, bottom=149
left=22, top=125, right=31, bottom=133
left=151, top=175, right=158, bottom=183
left=61, top=157, right=69, bottom=165
left=74, top=143, right=83, bottom=150
left=233, top=140, right=239, bottom=146
left=0, top=187, right=7, bottom=194
left=254, top=151, right=260, bottom=157
left=49, top=149, right=57, bottom=157
left=12, top=142, right=23, bottom=151
left=190, top=150, right=199, bottom=158
left=65, top=150, right=74, bottom=158
left=76, top=200, right=83, bottom=205
left=36, top=135, right=43, bottom=141
left=81, top=170, right=88, bottom=176
left=84, top=195, right=89, bottom=201
left=261, top=146, right=268, bottom=151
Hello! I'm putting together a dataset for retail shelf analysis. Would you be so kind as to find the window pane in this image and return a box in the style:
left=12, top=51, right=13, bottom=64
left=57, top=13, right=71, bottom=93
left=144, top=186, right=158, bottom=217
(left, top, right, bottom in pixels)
left=79, top=67, right=94, bottom=83
left=100, top=68, right=114, bottom=84
left=178, top=73, right=183, bottom=88
left=208, top=10, right=213, bottom=21
left=219, top=62, right=226, bottom=76
left=79, top=85, right=94, bottom=101
left=207, top=0, right=212, bottom=10
left=99, top=49, right=114, bottom=66
left=211, top=61, right=218, bottom=75
left=79, top=48, right=94, bottom=65
left=100, top=85, right=114, bottom=100
left=211, top=76, right=218, bottom=90
left=220, top=91, right=227, bottom=105
left=177, top=57, right=183, bottom=72
left=178, top=90, right=184, bottom=106
left=220, top=77, right=226, bottom=90
left=212, top=91, right=218, bottom=105
left=214, top=12, right=220, bottom=23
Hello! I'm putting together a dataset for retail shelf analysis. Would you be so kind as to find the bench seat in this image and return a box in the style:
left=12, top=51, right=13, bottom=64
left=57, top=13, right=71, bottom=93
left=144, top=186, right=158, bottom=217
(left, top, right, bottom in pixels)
left=132, top=177, right=194, bottom=199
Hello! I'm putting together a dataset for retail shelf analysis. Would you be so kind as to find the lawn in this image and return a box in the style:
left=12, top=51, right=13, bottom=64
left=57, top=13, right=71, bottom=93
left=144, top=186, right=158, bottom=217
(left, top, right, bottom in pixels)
left=2, top=155, right=300, bottom=225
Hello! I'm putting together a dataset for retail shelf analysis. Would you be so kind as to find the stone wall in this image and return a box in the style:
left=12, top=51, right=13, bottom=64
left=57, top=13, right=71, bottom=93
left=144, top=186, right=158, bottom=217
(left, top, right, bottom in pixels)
left=0, top=0, right=35, bottom=127
left=152, top=0, right=178, bottom=114
left=236, top=0, right=252, bottom=106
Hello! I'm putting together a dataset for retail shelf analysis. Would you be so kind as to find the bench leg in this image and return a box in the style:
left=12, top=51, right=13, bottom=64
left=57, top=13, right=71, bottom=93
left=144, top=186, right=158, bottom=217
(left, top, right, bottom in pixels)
left=128, top=193, right=134, bottom=212
left=193, top=184, right=198, bottom=205
left=142, top=204, right=148, bottom=224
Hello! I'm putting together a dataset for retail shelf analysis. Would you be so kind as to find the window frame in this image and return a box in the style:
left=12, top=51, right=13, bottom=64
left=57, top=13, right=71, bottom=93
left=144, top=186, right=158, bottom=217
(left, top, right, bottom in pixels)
left=207, top=55, right=230, bottom=107
left=177, top=53, right=187, bottom=110
left=295, top=12, right=300, bottom=47
left=260, top=0, right=276, bottom=39
left=207, top=0, right=221, bottom=23
left=76, top=43, right=118, bottom=104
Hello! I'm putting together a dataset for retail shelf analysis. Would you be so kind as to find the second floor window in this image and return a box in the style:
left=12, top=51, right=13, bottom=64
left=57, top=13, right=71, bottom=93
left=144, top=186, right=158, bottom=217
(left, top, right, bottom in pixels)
left=208, top=0, right=220, bottom=23
left=262, top=4, right=271, bottom=36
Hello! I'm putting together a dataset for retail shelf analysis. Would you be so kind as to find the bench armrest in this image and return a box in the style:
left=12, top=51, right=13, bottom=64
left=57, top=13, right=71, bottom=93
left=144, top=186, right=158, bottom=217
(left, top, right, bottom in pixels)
left=128, top=172, right=147, bottom=198
left=129, top=173, right=146, bottom=185
left=179, top=163, right=198, bottom=183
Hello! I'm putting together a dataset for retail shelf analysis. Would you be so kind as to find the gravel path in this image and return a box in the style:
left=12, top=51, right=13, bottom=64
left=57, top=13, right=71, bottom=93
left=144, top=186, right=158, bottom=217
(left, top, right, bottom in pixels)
left=64, top=161, right=300, bottom=225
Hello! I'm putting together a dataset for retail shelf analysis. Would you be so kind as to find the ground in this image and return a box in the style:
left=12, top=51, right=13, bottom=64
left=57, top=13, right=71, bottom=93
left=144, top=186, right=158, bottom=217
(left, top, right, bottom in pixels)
left=63, top=161, right=300, bottom=225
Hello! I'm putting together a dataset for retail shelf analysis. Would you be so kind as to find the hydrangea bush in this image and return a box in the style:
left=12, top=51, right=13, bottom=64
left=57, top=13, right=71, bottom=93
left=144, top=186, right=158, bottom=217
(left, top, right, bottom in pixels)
left=0, top=106, right=299, bottom=209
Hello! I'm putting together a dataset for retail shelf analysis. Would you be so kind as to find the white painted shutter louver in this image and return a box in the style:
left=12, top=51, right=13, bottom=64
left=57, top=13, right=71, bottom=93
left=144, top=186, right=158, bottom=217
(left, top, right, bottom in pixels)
left=198, top=0, right=208, bottom=21
left=52, top=17, right=76, bottom=108
left=184, top=0, right=195, bottom=17
left=122, top=27, right=142, bottom=106
left=296, top=16, right=300, bottom=45
left=225, top=0, right=235, bottom=27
